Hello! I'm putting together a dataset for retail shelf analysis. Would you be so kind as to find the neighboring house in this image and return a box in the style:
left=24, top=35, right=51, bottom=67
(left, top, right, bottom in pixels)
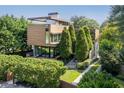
left=90, top=29, right=100, bottom=59
left=27, top=12, right=70, bottom=57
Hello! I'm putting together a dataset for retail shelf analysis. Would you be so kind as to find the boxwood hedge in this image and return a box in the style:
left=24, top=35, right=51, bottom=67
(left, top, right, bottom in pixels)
left=0, top=54, right=66, bottom=87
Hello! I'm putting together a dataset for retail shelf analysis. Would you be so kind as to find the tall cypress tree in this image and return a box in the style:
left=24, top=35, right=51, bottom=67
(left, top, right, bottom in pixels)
left=83, top=26, right=93, bottom=50
left=59, top=28, right=72, bottom=59
left=75, top=27, right=89, bottom=62
left=68, top=25, right=76, bottom=54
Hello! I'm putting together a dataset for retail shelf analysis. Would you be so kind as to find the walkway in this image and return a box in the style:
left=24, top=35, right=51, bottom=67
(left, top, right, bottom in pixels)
left=0, top=80, right=31, bottom=88
left=66, top=58, right=77, bottom=69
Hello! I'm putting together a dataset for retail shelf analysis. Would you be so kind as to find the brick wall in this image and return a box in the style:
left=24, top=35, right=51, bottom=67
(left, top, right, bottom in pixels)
left=60, top=80, right=77, bottom=88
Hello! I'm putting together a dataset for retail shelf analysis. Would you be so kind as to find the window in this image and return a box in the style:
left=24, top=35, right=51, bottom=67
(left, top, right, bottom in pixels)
left=50, top=34, right=61, bottom=43
left=46, top=32, right=49, bottom=44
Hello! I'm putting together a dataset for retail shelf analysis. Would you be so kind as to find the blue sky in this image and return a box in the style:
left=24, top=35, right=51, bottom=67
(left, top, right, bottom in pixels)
left=0, top=5, right=111, bottom=25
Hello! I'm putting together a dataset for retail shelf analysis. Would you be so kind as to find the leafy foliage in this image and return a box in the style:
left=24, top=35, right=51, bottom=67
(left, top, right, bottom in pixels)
left=119, top=48, right=124, bottom=63
left=0, top=15, right=30, bottom=54
left=75, top=27, right=89, bottom=62
left=100, top=18, right=122, bottom=76
left=71, top=16, right=99, bottom=31
left=100, top=39, right=121, bottom=75
left=78, top=72, right=121, bottom=88
left=0, top=29, right=15, bottom=54
left=107, top=6, right=124, bottom=64
left=0, top=54, right=66, bottom=87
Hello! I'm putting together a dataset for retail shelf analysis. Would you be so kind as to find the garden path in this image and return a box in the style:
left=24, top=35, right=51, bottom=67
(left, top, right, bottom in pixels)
left=66, top=58, right=77, bottom=69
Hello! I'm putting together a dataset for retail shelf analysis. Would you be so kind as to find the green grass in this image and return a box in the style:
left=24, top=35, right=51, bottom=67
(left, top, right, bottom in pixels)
left=60, top=70, right=80, bottom=83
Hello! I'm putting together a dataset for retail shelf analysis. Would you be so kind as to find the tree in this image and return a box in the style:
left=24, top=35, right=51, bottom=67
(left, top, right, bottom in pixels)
left=100, top=22, right=122, bottom=75
left=71, top=16, right=99, bottom=31
left=59, top=28, right=72, bottom=59
left=100, top=39, right=121, bottom=76
left=75, top=27, right=89, bottom=62
left=108, top=5, right=124, bottom=64
left=0, top=15, right=29, bottom=55
left=109, top=5, right=124, bottom=43
left=68, top=25, right=76, bottom=54
left=101, top=23, right=122, bottom=50
left=83, top=26, right=93, bottom=50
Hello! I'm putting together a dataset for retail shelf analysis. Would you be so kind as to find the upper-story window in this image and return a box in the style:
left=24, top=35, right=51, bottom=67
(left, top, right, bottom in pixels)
left=50, top=34, right=61, bottom=43
left=45, top=24, right=49, bottom=32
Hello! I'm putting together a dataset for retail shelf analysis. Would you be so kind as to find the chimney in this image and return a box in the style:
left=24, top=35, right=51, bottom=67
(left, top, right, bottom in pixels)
left=48, top=12, right=59, bottom=19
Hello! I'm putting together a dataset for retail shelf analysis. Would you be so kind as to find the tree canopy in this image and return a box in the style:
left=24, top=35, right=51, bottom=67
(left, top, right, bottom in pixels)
left=0, top=15, right=29, bottom=54
left=71, top=16, right=100, bottom=31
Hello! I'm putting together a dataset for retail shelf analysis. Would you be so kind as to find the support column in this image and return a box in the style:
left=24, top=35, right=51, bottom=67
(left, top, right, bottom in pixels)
left=49, top=47, right=51, bottom=58
left=53, top=47, right=55, bottom=58
left=32, top=45, right=36, bottom=57
left=45, top=47, right=47, bottom=58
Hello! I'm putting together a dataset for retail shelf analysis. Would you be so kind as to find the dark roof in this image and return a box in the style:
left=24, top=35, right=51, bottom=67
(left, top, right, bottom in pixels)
left=28, top=16, right=70, bottom=24
left=48, top=12, right=59, bottom=15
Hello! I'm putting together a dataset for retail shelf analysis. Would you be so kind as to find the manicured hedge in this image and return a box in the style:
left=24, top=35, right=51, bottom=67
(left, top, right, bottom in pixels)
left=0, top=54, right=66, bottom=87
left=77, top=59, right=91, bottom=70
left=0, top=55, right=23, bottom=80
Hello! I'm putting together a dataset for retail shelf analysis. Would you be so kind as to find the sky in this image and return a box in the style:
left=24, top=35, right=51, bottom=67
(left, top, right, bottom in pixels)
left=0, top=5, right=111, bottom=25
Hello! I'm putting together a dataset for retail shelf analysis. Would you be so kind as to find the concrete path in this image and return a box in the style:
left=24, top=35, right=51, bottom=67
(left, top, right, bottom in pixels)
left=0, top=80, right=30, bottom=88
left=66, top=58, right=77, bottom=69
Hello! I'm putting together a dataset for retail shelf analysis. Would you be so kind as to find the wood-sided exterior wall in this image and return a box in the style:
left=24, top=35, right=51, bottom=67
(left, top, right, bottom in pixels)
left=27, top=24, right=46, bottom=46
left=50, top=24, right=68, bottom=34
left=27, top=24, right=68, bottom=46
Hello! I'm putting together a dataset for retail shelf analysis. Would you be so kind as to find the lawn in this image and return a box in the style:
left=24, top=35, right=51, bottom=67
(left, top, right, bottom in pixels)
left=60, top=70, right=80, bottom=83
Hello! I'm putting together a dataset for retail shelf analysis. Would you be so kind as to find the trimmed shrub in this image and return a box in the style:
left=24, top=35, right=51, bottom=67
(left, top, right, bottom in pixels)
left=0, top=54, right=23, bottom=80
left=77, top=59, right=91, bottom=70
left=78, top=72, right=122, bottom=88
left=59, top=28, right=72, bottom=59
left=83, top=26, right=93, bottom=50
left=0, top=54, right=66, bottom=87
left=75, top=27, right=89, bottom=62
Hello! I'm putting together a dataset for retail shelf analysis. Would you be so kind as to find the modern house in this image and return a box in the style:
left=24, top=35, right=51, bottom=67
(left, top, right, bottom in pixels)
left=27, top=12, right=99, bottom=58
left=27, top=12, right=70, bottom=57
